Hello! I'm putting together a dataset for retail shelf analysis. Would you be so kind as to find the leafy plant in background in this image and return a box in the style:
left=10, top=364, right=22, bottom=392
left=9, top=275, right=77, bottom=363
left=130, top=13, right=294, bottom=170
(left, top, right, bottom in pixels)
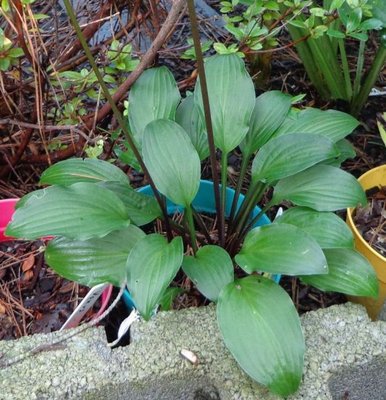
left=0, top=28, right=24, bottom=71
left=216, top=0, right=386, bottom=115
left=217, top=0, right=308, bottom=84
left=6, top=51, right=379, bottom=396
left=285, top=0, right=386, bottom=115
left=50, top=40, right=139, bottom=125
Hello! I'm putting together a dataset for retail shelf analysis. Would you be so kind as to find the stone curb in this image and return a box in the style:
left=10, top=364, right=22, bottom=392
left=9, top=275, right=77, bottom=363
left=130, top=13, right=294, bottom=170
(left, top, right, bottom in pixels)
left=0, top=303, right=385, bottom=399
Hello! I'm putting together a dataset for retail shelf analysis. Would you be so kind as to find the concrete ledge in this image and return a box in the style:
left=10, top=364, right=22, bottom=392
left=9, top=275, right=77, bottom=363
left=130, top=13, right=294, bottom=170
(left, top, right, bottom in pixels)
left=0, top=303, right=385, bottom=399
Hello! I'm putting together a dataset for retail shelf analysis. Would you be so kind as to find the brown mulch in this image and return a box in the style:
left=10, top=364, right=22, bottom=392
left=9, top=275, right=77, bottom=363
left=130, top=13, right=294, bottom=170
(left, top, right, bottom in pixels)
left=0, top=240, right=90, bottom=340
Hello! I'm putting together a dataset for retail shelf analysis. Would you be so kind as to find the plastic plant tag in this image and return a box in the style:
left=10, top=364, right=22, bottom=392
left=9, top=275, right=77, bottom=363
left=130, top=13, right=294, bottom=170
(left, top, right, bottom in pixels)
left=108, top=309, right=140, bottom=347
left=274, top=207, right=284, bottom=220
left=60, top=283, right=109, bottom=331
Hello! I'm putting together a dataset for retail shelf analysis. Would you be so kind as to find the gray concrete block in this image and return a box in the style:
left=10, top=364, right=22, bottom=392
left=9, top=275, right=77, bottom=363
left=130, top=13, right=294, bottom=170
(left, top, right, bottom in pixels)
left=328, top=356, right=386, bottom=400
left=0, top=303, right=385, bottom=399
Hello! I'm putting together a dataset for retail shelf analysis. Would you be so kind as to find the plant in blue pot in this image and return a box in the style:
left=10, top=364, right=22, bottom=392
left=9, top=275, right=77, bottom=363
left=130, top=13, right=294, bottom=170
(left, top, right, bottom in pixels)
left=6, top=30, right=378, bottom=400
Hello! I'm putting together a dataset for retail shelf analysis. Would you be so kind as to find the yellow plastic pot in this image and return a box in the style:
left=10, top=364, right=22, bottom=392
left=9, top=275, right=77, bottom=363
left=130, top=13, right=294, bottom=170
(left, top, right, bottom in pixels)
left=346, top=164, right=386, bottom=320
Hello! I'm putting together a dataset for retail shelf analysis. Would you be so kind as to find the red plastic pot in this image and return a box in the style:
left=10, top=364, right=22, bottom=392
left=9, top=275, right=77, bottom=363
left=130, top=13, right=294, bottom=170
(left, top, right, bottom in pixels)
left=0, top=198, right=18, bottom=242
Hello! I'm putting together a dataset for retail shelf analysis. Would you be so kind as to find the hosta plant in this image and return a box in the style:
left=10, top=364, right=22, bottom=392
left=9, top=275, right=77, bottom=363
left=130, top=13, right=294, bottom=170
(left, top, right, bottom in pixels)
left=6, top=54, right=378, bottom=397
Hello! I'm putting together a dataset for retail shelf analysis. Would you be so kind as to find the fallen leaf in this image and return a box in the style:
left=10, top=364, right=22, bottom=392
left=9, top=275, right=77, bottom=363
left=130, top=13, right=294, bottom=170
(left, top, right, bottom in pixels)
left=22, top=270, right=34, bottom=282
left=58, top=281, right=75, bottom=294
left=0, top=303, right=6, bottom=315
left=22, top=254, right=35, bottom=272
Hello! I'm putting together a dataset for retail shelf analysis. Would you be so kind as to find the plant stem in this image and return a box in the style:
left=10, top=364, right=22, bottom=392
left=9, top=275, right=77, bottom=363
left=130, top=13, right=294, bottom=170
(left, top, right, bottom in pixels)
left=350, top=44, right=386, bottom=116
left=192, top=207, right=213, bottom=244
left=241, top=201, right=273, bottom=239
left=185, top=205, right=198, bottom=254
left=62, top=0, right=173, bottom=240
left=338, top=38, right=353, bottom=101
left=220, top=151, right=228, bottom=245
left=232, top=181, right=267, bottom=237
left=228, top=152, right=250, bottom=231
left=353, top=39, right=366, bottom=97
left=187, top=0, right=224, bottom=245
left=227, top=181, right=267, bottom=254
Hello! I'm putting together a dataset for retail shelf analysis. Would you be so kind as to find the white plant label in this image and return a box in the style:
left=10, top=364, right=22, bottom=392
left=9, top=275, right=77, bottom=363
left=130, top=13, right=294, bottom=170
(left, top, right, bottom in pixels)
left=60, top=283, right=109, bottom=331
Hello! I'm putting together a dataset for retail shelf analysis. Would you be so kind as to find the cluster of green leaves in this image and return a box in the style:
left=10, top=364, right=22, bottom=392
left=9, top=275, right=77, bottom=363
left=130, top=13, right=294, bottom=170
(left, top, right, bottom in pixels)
left=288, top=0, right=386, bottom=114
left=181, top=38, right=213, bottom=60
left=288, top=0, right=383, bottom=40
left=6, top=54, right=379, bottom=397
left=0, top=28, right=24, bottom=71
left=219, top=0, right=287, bottom=51
left=216, top=0, right=385, bottom=113
left=50, top=40, right=139, bottom=125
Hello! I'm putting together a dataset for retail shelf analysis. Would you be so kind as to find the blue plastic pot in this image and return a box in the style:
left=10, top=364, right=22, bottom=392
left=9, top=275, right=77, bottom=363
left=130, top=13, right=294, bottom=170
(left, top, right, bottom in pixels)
left=123, top=180, right=280, bottom=308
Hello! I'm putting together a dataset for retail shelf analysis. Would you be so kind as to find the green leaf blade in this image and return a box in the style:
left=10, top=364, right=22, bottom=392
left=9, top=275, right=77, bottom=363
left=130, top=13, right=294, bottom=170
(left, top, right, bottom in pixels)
left=242, top=91, right=292, bottom=155
left=6, top=183, right=130, bottom=240
left=217, top=276, right=305, bottom=396
left=194, top=54, right=255, bottom=153
left=40, top=158, right=129, bottom=186
left=275, top=207, right=354, bottom=249
left=126, top=234, right=183, bottom=320
left=182, top=245, right=234, bottom=302
left=235, top=224, right=328, bottom=276
left=176, top=95, right=209, bottom=160
left=301, top=248, right=379, bottom=298
left=272, top=165, right=367, bottom=211
left=142, top=119, right=201, bottom=207
left=273, top=108, right=359, bottom=143
left=128, top=67, right=181, bottom=146
left=45, top=226, right=145, bottom=287
left=252, top=133, right=338, bottom=184
left=99, top=182, right=161, bottom=226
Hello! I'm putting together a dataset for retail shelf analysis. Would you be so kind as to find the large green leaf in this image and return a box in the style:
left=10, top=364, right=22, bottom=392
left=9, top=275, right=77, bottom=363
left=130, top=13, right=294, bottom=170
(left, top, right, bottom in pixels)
left=275, top=207, right=354, bottom=249
left=301, top=248, right=379, bottom=298
left=45, top=226, right=145, bottom=287
left=194, top=54, right=255, bottom=153
left=126, top=234, right=183, bottom=320
left=242, top=91, right=292, bottom=155
left=5, top=183, right=130, bottom=240
left=182, top=245, right=234, bottom=302
left=176, top=94, right=209, bottom=160
left=39, top=158, right=129, bottom=186
left=251, top=133, right=338, bottom=184
left=273, top=108, right=359, bottom=143
left=217, top=276, right=305, bottom=396
left=272, top=165, right=367, bottom=211
left=142, top=119, right=200, bottom=207
left=99, top=181, right=161, bottom=226
left=235, top=224, right=328, bottom=275
left=128, top=66, right=181, bottom=146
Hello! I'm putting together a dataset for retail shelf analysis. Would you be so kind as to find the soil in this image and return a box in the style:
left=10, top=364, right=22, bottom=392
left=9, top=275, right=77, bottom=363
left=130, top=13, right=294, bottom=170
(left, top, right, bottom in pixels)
left=354, top=186, right=386, bottom=257
left=0, top=0, right=385, bottom=341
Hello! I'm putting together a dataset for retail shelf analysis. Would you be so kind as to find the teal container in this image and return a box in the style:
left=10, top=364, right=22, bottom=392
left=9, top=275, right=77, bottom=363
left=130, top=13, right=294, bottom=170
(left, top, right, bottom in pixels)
left=123, top=180, right=280, bottom=309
